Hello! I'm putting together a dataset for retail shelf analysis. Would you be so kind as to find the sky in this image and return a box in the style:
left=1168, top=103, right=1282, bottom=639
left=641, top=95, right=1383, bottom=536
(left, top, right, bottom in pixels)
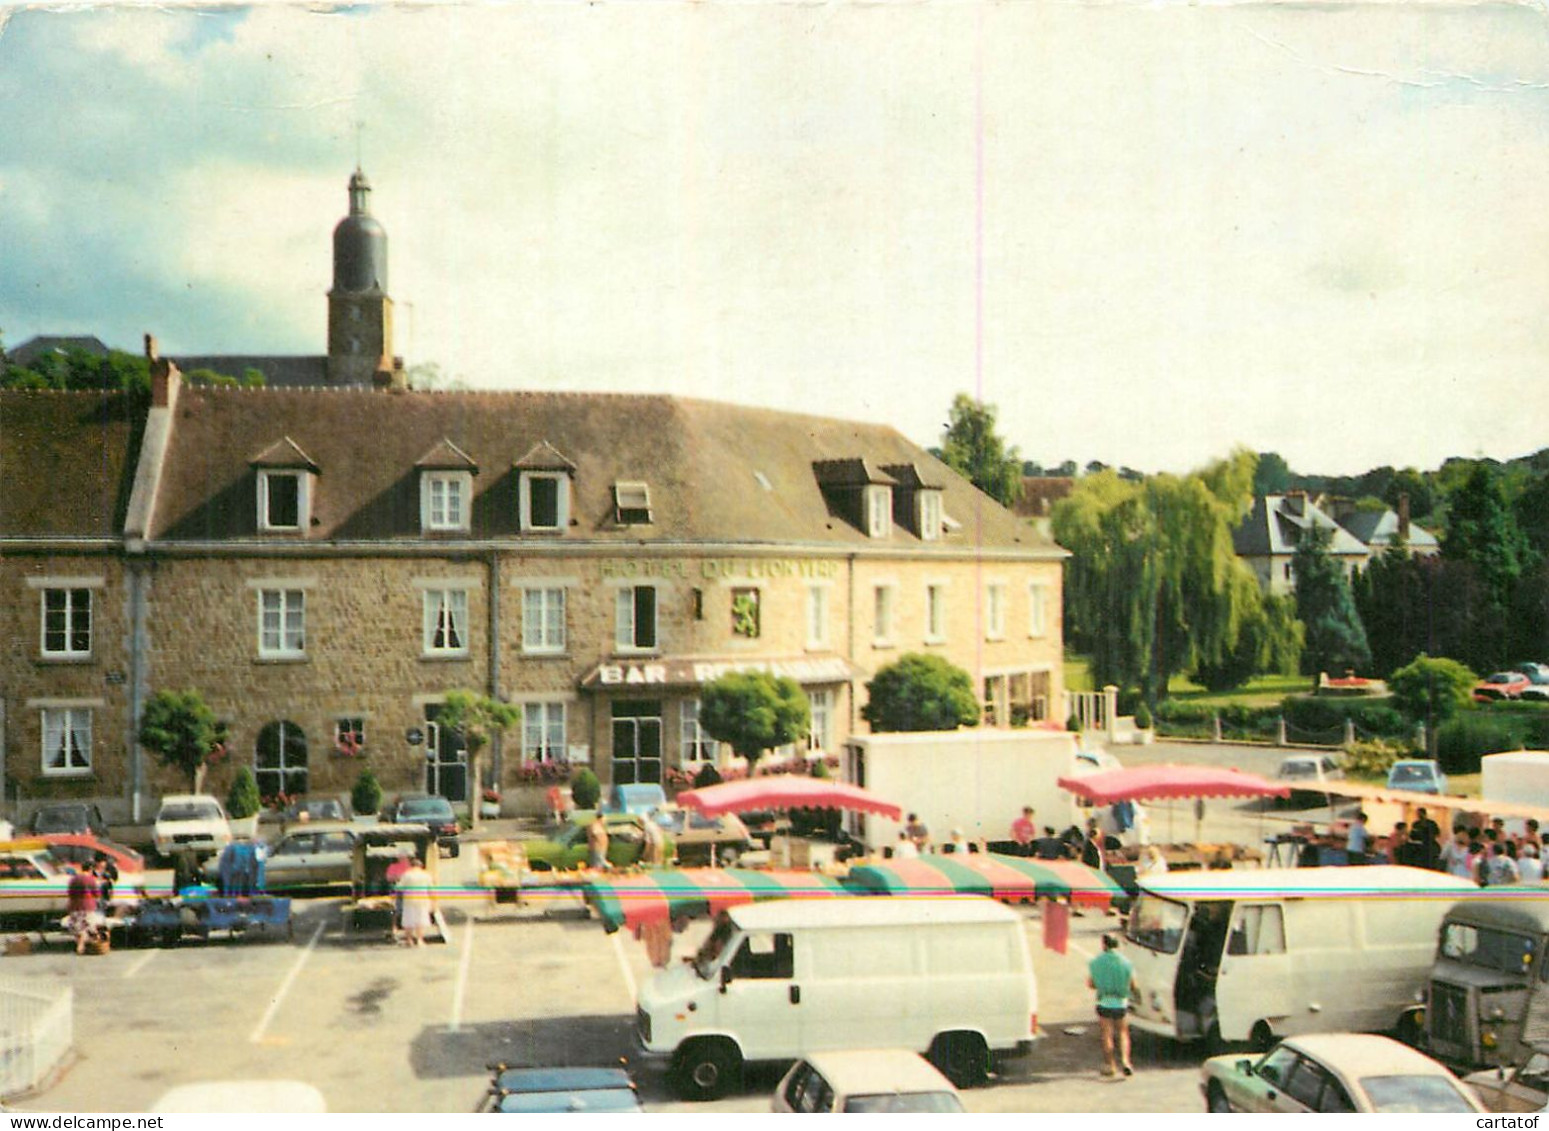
left=2, top=0, right=1548, bottom=477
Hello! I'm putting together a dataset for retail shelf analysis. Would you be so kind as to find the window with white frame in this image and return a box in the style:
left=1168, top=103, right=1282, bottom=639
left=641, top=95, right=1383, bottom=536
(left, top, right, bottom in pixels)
left=422, top=589, right=470, bottom=655
left=41, top=588, right=92, bottom=657
left=985, top=582, right=1006, bottom=640
left=615, top=586, right=658, bottom=651
left=258, top=589, right=306, bottom=657
left=866, top=485, right=892, bottom=538
left=925, top=583, right=946, bottom=642
left=522, top=587, right=566, bottom=653
left=918, top=490, right=943, bottom=541
left=522, top=702, right=567, bottom=761
left=520, top=472, right=569, bottom=531
left=806, top=585, right=829, bottom=649
left=873, top=584, right=895, bottom=646
left=422, top=472, right=471, bottom=532
left=258, top=470, right=306, bottom=532
left=1028, top=582, right=1049, bottom=638
left=680, top=699, right=718, bottom=765
left=807, top=689, right=833, bottom=753
left=614, top=481, right=653, bottom=525
left=42, top=707, right=92, bottom=776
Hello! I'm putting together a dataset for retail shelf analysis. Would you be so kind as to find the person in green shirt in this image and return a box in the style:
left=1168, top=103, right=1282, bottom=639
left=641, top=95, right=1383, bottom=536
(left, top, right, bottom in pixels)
left=1087, top=933, right=1137, bottom=1077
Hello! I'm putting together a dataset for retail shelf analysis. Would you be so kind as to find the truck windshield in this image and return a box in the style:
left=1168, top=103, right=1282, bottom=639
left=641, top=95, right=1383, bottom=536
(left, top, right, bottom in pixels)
left=1126, top=892, right=1189, bottom=954
left=694, top=915, right=737, bottom=980
left=1439, top=922, right=1538, bottom=977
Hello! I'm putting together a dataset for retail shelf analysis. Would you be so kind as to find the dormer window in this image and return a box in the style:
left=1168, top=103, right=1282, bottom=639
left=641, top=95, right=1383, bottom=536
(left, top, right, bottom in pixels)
left=422, top=472, right=472, bottom=532
left=866, top=485, right=892, bottom=538
left=918, top=490, right=943, bottom=541
left=614, top=481, right=653, bottom=525
left=521, top=472, right=569, bottom=531
left=259, top=470, right=307, bottom=531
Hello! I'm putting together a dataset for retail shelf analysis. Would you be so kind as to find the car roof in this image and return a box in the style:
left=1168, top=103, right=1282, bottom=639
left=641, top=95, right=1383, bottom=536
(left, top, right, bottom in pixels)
left=158, top=794, right=222, bottom=807
left=797, top=1050, right=957, bottom=1093
left=1281, top=1034, right=1459, bottom=1078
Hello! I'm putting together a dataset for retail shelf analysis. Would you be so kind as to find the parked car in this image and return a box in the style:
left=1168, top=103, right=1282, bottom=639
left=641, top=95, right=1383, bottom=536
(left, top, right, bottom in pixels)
left=280, top=793, right=352, bottom=832
left=0, top=843, right=145, bottom=923
left=38, top=833, right=146, bottom=877
left=1464, top=1051, right=1549, bottom=1113
left=1386, top=759, right=1448, bottom=795
left=1273, top=754, right=1345, bottom=807
left=29, top=801, right=109, bottom=839
left=650, top=806, right=751, bottom=867
left=602, top=783, right=668, bottom=816
left=772, top=1050, right=965, bottom=1113
left=152, top=794, right=233, bottom=861
left=1475, top=672, right=1532, bottom=702
left=383, top=794, right=460, bottom=857
left=204, top=822, right=357, bottom=891
left=522, top=814, right=669, bottom=871
left=477, top=1064, right=644, bottom=1113
left=1201, top=1033, right=1484, bottom=1113
left=1514, top=662, right=1549, bottom=684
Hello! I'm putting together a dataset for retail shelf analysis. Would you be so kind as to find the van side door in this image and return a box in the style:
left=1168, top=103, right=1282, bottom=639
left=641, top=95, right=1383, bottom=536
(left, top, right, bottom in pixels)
left=720, top=931, right=800, bottom=1061
left=1216, top=903, right=1293, bottom=1042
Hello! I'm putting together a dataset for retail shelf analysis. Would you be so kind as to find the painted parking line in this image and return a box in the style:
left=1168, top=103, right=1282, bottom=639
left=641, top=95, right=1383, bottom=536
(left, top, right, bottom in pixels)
left=249, top=920, right=325, bottom=1044
left=449, top=917, right=475, bottom=1033
left=610, top=931, right=637, bottom=1003
left=121, top=948, right=158, bottom=979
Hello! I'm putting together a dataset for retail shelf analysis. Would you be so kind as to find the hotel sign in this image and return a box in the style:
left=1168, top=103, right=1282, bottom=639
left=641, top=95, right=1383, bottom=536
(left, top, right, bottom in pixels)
left=581, top=656, right=857, bottom=689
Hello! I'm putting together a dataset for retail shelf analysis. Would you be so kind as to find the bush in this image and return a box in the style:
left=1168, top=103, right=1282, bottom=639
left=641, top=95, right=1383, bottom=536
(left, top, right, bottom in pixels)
left=861, top=654, right=979, bottom=733
left=1436, top=712, right=1525, bottom=774
left=350, top=767, right=382, bottom=816
left=1115, top=687, right=1143, bottom=717
left=571, top=768, right=601, bottom=810
left=225, top=766, right=261, bottom=820
left=1342, top=739, right=1411, bottom=778
left=1133, top=702, right=1152, bottom=729
left=1281, top=696, right=1411, bottom=743
left=1066, top=713, right=1084, bottom=733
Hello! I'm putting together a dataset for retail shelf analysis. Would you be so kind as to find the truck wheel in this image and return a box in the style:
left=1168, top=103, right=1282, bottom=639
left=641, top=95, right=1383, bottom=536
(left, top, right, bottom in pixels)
left=1395, top=1011, right=1425, bottom=1049
left=1206, top=1082, right=1233, bottom=1113
left=671, top=1038, right=742, bottom=1101
left=929, top=1031, right=989, bottom=1088
left=1250, top=1021, right=1275, bottom=1053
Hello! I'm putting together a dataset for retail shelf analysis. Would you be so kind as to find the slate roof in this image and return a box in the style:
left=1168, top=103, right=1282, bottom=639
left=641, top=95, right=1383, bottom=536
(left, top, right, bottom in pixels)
left=1334, top=508, right=1440, bottom=553
left=147, top=387, right=1058, bottom=555
left=0, top=390, right=143, bottom=538
left=169, top=354, right=329, bottom=388
left=1233, top=494, right=1370, bottom=558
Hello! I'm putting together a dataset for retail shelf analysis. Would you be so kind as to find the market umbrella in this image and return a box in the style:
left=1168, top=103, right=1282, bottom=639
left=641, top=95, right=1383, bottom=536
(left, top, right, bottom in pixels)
left=846, top=852, right=1121, bottom=909
left=675, top=774, right=903, bottom=820
left=581, top=867, right=851, bottom=934
left=1057, top=764, right=1288, bottom=843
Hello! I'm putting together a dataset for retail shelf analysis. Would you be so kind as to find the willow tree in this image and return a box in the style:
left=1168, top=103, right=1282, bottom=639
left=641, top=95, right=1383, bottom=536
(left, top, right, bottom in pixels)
left=1054, top=450, right=1269, bottom=704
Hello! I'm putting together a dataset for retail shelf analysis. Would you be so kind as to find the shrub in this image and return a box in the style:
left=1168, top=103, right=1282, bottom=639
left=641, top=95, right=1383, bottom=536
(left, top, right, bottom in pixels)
left=1115, top=687, right=1143, bottom=717
left=1342, top=739, right=1411, bottom=778
left=225, top=766, right=261, bottom=820
left=1066, top=713, right=1084, bottom=734
left=1436, top=712, right=1523, bottom=774
left=350, top=767, right=382, bottom=816
left=571, top=767, right=601, bottom=810
left=862, top=654, right=978, bottom=733
left=1133, top=702, right=1152, bottom=729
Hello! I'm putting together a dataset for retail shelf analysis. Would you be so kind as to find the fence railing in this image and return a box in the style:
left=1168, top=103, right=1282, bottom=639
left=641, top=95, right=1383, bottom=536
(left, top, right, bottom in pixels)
left=0, top=978, right=72, bottom=1099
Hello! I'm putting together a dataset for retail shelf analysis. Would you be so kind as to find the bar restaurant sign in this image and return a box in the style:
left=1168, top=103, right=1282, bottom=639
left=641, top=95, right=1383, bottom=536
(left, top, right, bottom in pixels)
left=599, top=557, right=841, bottom=581
left=582, top=656, right=855, bottom=689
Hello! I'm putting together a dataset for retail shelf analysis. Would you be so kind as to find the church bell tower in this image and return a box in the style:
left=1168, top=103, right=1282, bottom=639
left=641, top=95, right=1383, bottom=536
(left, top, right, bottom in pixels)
left=327, top=168, right=401, bottom=387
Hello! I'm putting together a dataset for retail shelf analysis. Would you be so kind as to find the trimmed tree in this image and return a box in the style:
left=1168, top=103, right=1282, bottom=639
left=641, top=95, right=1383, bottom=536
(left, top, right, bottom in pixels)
left=351, top=767, right=383, bottom=817
left=862, top=653, right=980, bottom=732
left=225, top=765, right=261, bottom=821
left=699, top=671, right=811, bottom=769
left=1389, top=653, right=1477, bottom=755
left=139, top=688, right=229, bottom=793
left=432, top=690, right=521, bottom=830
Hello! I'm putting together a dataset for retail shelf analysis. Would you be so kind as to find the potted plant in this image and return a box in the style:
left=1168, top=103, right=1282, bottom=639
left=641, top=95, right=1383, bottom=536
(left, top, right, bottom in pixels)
left=480, top=786, right=502, bottom=819
left=351, top=767, right=382, bottom=821
left=1133, top=702, right=1155, bottom=745
left=225, top=765, right=262, bottom=837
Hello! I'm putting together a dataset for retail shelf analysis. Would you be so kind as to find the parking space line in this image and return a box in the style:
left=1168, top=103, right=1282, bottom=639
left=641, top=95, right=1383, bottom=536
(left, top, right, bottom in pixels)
left=249, top=920, right=325, bottom=1044
left=122, top=949, right=158, bottom=980
left=449, top=917, right=475, bottom=1032
left=610, top=931, right=637, bottom=1003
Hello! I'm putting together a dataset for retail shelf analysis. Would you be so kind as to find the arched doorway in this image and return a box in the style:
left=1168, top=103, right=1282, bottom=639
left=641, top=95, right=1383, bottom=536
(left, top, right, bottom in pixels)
left=256, top=721, right=309, bottom=801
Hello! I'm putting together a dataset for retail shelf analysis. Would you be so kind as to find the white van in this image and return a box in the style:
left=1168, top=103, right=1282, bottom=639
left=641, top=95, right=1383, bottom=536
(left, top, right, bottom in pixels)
left=636, top=897, right=1037, bottom=1100
left=1122, top=865, right=1477, bottom=1050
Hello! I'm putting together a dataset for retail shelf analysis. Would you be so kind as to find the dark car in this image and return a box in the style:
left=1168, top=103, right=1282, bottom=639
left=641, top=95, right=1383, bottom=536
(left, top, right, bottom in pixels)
left=29, top=802, right=109, bottom=839
left=479, top=1064, right=643, bottom=1113
left=384, top=794, right=460, bottom=857
left=280, top=793, right=352, bottom=832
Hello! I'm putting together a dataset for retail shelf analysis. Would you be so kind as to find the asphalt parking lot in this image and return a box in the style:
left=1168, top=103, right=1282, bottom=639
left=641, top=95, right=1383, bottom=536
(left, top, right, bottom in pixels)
left=5, top=879, right=1210, bottom=1114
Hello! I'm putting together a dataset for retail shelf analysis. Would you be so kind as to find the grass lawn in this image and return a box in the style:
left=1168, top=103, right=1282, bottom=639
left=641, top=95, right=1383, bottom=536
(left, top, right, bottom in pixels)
left=1061, top=656, right=1313, bottom=708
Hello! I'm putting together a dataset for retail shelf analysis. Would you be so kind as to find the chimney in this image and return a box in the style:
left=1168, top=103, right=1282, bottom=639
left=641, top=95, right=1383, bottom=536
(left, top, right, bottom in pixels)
left=145, top=333, right=181, bottom=409
left=1397, top=493, right=1411, bottom=542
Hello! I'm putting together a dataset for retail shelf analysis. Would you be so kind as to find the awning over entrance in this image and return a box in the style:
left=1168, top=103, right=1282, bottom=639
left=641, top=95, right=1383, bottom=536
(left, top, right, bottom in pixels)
left=845, top=852, right=1123, bottom=909
left=578, top=655, right=862, bottom=690
left=580, top=867, right=852, bottom=933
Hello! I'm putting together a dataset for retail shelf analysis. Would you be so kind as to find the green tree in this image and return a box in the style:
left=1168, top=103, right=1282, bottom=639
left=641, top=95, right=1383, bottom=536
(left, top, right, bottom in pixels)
left=699, top=672, right=811, bottom=768
left=1389, top=653, right=1477, bottom=755
left=1192, top=591, right=1302, bottom=692
left=1384, top=468, right=1435, bottom=523
left=939, top=393, right=1022, bottom=507
left=1252, top=451, right=1293, bottom=496
left=139, top=688, right=229, bottom=793
left=432, top=690, right=521, bottom=829
left=1291, top=523, right=1371, bottom=678
left=225, top=765, right=261, bottom=821
left=351, top=767, right=383, bottom=816
left=860, top=653, right=980, bottom=732
left=1444, top=462, right=1530, bottom=610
